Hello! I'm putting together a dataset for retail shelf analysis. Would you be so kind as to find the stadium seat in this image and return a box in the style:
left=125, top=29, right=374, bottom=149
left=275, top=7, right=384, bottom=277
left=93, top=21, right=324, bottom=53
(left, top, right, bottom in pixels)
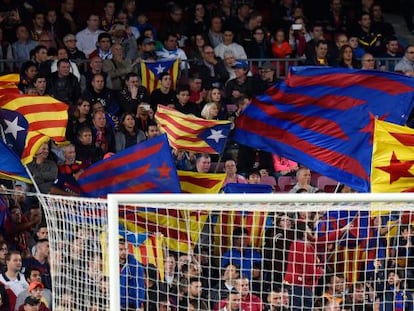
left=277, top=176, right=296, bottom=192
left=317, top=176, right=338, bottom=192
left=260, top=176, right=277, bottom=187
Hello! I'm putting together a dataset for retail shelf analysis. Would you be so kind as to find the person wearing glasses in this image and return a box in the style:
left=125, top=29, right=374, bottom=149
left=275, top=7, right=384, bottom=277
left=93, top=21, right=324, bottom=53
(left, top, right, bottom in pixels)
left=360, top=53, right=377, bottom=70
left=394, top=45, right=414, bottom=77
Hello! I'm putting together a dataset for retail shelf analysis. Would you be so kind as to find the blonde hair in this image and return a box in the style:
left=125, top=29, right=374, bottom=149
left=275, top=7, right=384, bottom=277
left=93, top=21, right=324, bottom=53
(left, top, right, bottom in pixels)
left=200, top=102, right=218, bottom=119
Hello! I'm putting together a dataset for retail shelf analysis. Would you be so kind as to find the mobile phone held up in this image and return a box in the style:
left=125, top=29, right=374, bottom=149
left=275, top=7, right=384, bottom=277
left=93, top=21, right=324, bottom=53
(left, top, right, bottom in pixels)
left=292, top=24, right=302, bottom=31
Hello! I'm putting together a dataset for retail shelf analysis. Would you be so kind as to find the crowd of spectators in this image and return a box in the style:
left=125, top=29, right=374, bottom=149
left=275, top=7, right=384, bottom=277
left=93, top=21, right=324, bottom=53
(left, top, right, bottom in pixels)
left=0, top=0, right=414, bottom=310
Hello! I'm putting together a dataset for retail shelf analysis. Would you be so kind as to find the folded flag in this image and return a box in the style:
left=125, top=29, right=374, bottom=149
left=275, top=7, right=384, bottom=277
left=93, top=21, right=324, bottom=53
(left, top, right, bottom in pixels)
left=0, top=140, right=31, bottom=184
left=178, top=170, right=226, bottom=193
left=371, top=119, right=414, bottom=192
left=235, top=67, right=414, bottom=192
left=0, top=93, right=68, bottom=164
left=78, top=134, right=181, bottom=197
left=156, top=105, right=232, bottom=154
left=140, top=59, right=179, bottom=94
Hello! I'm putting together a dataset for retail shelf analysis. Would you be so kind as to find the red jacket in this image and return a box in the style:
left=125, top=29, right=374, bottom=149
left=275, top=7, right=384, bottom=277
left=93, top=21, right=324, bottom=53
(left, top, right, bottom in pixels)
left=284, top=240, right=324, bottom=288
left=214, top=293, right=263, bottom=311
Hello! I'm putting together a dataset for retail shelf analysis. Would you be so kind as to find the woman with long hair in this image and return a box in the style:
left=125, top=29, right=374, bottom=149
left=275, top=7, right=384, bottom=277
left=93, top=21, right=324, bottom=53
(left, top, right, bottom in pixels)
left=115, top=112, right=146, bottom=152
left=337, top=44, right=360, bottom=68
left=18, top=61, right=38, bottom=93
left=205, top=87, right=228, bottom=120
left=66, top=99, right=92, bottom=144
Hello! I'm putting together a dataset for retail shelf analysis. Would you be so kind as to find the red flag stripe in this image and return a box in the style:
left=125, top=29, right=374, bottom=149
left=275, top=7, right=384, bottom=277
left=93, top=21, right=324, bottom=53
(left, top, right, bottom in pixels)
left=179, top=175, right=223, bottom=188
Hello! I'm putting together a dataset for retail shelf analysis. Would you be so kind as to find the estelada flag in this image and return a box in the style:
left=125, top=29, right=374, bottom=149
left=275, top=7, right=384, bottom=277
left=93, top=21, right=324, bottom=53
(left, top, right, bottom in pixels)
left=140, top=59, right=179, bottom=93
left=371, top=119, right=414, bottom=192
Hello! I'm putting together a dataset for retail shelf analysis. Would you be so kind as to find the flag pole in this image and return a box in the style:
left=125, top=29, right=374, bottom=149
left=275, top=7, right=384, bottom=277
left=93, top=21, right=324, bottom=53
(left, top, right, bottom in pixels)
left=23, top=164, right=48, bottom=208
left=213, top=134, right=230, bottom=173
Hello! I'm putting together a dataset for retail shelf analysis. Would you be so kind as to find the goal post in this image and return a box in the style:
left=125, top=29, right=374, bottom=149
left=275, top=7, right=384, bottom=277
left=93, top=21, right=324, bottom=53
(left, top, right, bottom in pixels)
left=43, top=193, right=414, bottom=311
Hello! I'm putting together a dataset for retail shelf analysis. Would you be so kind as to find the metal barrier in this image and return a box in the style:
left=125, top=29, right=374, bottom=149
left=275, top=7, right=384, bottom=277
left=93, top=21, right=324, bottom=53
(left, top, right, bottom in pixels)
left=0, top=57, right=403, bottom=79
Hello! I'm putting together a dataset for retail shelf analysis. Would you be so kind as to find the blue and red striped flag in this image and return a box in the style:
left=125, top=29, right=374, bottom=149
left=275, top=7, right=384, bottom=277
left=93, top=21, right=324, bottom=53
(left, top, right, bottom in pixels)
left=78, top=134, right=180, bottom=197
left=234, top=67, right=414, bottom=192
left=140, top=59, right=179, bottom=94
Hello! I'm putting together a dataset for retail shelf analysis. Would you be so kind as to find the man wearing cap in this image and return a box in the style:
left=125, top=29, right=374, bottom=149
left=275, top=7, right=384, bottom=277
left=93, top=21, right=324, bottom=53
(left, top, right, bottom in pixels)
left=225, top=60, right=260, bottom=103
left=258, top=62, right=278, bottom=91
left=138, top=36, right=158, bottom=61
left=16, top=282, right=49, bottom=311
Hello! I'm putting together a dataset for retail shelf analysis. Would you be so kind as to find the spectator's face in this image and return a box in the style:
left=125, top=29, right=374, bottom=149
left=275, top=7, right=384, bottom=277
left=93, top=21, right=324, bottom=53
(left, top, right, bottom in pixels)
left=210, top=88, right=221, bottom=102
left=336, top=35, right=348, bottom=48
left=93, top=112, right=106, bottom=128
left=7, top=253, right=22, bottom=273
left=36, top=227, right=48, bottom=240
left=160, top=75, right=171, bottom=89
left=188, top=281, right=202, bottom=297
left=119, top=243, right=127, bottom=262
left=165, top=256, right=176, bottom=273
left=224, top=54, right=236, bottom=67
left=33, top=14, right=45, bottom=28
left=57, top=49, right=68, bottom=59
left=78, top=101, right=90, bottom=116
left=0, top=244, right=7, bottom=261
left=359, top=15, right=371, bottom=29
left=92, top=75, right=105, bottom=92
left=46, top=10, right=57, bottom=24
left=278, top=215, right=292, bottom=229
left=122, top=114, right=135, bottom=129
left=63, top=0, right=74, bottom=12
left=371, top=5, right=382, bottom=19
left=406, top=47, right=414, bottom=62
left=87, top=15, right=100, bottom=31
left=104, top=2, right=115, bottom=16
left=64, top=146, right=76, bottom=163
left=126, top=75, right=139, bottom=90
left=176, top=91, right=190, bottom=104
left=316, top=43, right=328, bottom=59
left=116, top=12, right=128, bottom=25
left=331, top=0, right=341, bottom=12
left=99, top=37, right=111, bottom=52
left=31, top=287, right=43, bottom=299
left=342, top=46, right=353, bottom=61
left=312, top=26, right=324, bottom=40
left=36, top=49, right=48, bottom=63
left=24, top=303, right=40, bottom=311
left=275, top=30, right=285, bottom=43
left=224, top=264, right=239, bottom=281
left=223, top=31, right=234, bottom=44
left=236, top=279, right=250, bottom=296
left=268, top=292, right=283, bottom=307
left=64, top=37, right=77, bottom=49
left=25, top=66, right=38, bottom=79
left=251, top=16, right=263, bottom=29
left=16, top=26, right=29, bottom=41
left=228, top=293, right=241, bottom=311
left=29, top=270, right=42, bottom=283
left=58, top=62, right=71, bottom=76
left=195, top=35, right=205, bottom=47
left=147, top=126, right=160, bottom=139
left=79, top=131, right=93, bottom=145
left=196, top=157, right=211, bottom=173
left=348, top=37, right=358, bottom=49
left=248, top=173, right=261, bottom=184
left=353, top=287, right=365, bottom=303
left=164, top=36, right=178, bottom=50
left=170, top=9, right=183, bottom=22
left=210, top=17, right=222, bottom=32
left=224, top=160, right=237, bottom=174
left=361, top=55, right=376, bottom=69
left=297, top=169, right=311, bottom=186
left=234, top=67, right=247, bottom=79
left=189, top=78, right=202, bottom=91
left=386, top=40, right=399, bottom=54
left=334, top=276, right=345, bottom=294
left=195, top=4, right=205, bottom=18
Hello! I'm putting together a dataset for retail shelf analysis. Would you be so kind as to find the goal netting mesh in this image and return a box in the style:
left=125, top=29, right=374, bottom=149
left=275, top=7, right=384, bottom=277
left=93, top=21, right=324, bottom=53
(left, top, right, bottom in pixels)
left=41, top=193, right=414, bottom=311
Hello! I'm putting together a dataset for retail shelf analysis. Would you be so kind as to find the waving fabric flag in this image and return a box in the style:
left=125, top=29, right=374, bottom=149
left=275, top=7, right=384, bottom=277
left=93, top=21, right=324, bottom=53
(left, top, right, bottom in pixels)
left=371, top=119, right=414, bottom=192
left=177, top=170, right=226, bottom=193
left=234, top=67, right=414, bottom=192
left=0, top=93, right=68, bottom=164
left=140, top=60, right=179, bottom=93
left=0, top=140, right=31, bottom=183
left=78, top=134, right=181, bottom=197
left=156, top=105, right=232, bottom=154
left=120, top=205, right=208, bottom=253
left=119, top=226, right=165, bottom=280
left=0, top=74, right=19, bottom=94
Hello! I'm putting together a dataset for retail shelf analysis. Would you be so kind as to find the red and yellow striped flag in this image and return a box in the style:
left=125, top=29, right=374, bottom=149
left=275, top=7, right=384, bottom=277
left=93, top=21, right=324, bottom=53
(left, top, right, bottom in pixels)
left=214, top=211, right=268, bottom=254
left=140, top=59, right=179, bottom=93
left=178, top=170, right=226, bottom=193
left=371, top=119, right=414, bottom=192
left=0, top=93, right=68, bottom=164
left=0, top=74, right=20, bottom=93
left=156, top=105, right=232, bottom=154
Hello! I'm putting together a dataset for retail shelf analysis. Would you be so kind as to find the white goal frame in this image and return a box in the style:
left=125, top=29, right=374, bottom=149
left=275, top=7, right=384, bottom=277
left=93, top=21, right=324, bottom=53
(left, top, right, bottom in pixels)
left=106, top=192, right=414, bottom=311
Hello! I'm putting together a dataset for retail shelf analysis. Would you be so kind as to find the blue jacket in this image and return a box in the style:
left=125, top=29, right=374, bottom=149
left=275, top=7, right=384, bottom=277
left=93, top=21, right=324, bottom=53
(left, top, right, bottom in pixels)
left=221, top=247, right=262, bottom=279
left=120, top=255, right=145, bottom=309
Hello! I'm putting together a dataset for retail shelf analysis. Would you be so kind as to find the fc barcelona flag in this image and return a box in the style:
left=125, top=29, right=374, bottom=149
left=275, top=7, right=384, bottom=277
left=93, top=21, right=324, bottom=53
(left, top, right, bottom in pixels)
left=140, top=60, right=179, bottom=93
left=235, top=66, right=414, bottom=192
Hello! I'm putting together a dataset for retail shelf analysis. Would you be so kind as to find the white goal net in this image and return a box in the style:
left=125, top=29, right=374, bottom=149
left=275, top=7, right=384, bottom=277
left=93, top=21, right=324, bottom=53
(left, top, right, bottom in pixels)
left=41, top=193, right=414, bottom=311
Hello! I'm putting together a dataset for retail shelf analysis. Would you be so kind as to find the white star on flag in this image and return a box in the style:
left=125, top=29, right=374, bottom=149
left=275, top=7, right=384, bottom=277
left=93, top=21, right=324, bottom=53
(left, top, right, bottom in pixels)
left=207, top=129, right=226, bottom=143
left=4, top=117, right=25, bottom=139
left=155, top=64, right=166, bottom=74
